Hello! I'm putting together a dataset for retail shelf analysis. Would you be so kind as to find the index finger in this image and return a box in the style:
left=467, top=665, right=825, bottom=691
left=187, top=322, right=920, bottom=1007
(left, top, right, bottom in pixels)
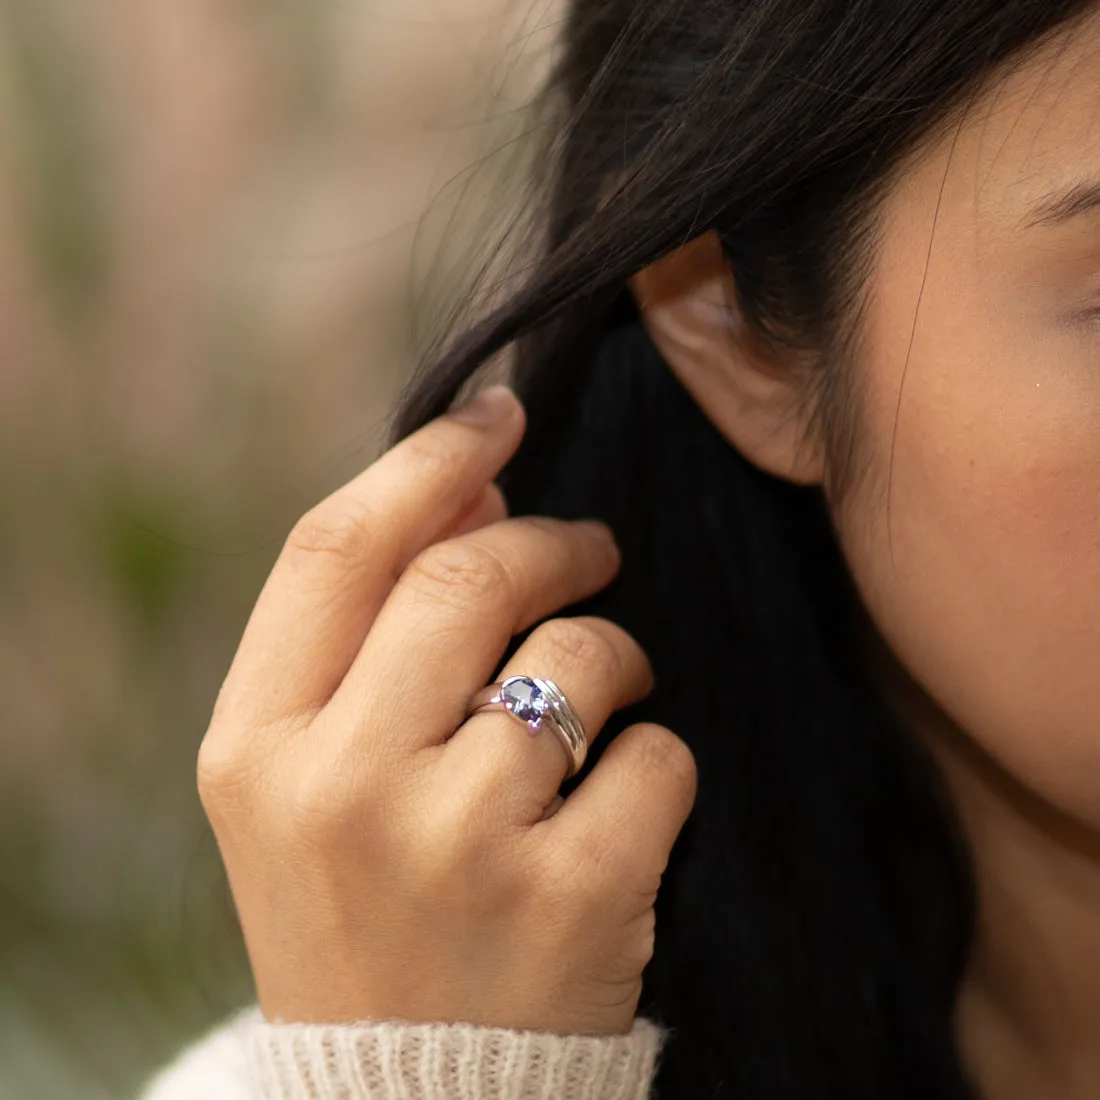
left=214, top=385, right=525, bottom=728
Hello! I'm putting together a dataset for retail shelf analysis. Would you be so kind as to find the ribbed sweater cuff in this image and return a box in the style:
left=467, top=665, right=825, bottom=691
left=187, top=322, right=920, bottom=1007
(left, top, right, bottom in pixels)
left=240, top=1007, right=668, bottom=1100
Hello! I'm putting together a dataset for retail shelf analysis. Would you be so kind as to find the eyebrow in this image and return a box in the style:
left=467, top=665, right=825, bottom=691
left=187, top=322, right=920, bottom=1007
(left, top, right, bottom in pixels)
left=1019, top=178, right=1100, bottom=230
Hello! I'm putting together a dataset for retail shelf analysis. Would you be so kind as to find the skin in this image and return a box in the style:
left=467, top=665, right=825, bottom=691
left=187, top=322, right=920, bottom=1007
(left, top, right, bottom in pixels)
left=629, top=10, right=1100, bottom=1098
left=199, top=383, right=698, bottom=1036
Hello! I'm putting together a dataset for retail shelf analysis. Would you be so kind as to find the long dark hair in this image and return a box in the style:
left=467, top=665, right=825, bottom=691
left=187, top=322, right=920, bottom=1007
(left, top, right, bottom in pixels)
left=387, top=3, right=1096, bottom=1097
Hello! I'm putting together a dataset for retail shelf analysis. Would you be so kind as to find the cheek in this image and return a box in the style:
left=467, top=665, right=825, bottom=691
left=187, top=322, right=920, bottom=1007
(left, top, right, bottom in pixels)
left=833, top=318, right=1100, bottom=824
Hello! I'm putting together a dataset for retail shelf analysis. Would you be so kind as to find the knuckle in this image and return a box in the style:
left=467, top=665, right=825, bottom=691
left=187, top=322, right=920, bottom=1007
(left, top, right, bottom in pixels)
left=196, top=733, right=251, bottom=816
left=285, top=767, right=360, bottom=845
left=284, top=502, right=379, bottom=565
left=400, top=430, right=457, bottom=483
left=410, top=826, right=470, bottom=892
left=537, top=618, right=622, bottom=677
left=404, top=539, right=512, bottom=607
left=572, top=615, right=641, bottom=657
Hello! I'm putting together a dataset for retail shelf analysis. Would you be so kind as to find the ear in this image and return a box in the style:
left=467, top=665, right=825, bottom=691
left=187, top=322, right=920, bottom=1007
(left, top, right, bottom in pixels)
left=627, top=230, right=825, bottom=486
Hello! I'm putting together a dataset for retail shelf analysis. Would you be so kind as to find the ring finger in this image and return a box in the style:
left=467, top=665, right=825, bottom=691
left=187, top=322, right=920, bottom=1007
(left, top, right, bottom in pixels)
left=321, top=515, right=632, bottom=758
left=440, top=615, right=657, bottom=823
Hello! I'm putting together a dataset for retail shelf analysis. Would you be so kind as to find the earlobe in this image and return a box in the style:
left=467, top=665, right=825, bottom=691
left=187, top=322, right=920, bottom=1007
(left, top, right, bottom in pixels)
left=628, top=231, right=825, bottom=487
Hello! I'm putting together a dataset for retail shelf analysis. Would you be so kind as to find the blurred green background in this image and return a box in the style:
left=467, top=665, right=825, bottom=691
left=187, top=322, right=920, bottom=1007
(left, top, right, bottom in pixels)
left=0, top=1, right=553, bottom=1095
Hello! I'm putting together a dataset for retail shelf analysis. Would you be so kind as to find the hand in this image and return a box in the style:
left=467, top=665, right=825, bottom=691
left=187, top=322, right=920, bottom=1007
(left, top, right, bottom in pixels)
left=196, top=383, right=698, bottom=1037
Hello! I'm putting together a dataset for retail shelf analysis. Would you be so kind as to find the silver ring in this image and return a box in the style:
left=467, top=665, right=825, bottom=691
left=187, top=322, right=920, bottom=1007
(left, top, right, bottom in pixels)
left=465, top=675, right=588, bottom=779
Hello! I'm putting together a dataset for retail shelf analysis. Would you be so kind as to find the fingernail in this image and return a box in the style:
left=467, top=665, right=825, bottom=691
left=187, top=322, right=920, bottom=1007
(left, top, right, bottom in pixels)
left=448, top=384, right=520, bottom=424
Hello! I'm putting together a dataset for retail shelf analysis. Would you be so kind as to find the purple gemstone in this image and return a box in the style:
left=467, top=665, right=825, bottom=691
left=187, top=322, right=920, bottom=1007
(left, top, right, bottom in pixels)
left=501, top=678, right=548, bottom=725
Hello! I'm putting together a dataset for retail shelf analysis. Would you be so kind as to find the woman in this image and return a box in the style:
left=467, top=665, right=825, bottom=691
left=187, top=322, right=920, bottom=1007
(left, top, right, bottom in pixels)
left=139, top=1, right=1100, bottom=1097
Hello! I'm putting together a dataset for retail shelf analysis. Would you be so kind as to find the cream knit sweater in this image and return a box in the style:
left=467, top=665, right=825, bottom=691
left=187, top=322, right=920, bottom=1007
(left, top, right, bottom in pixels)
left=137, top=1004, right=668, bottom=1100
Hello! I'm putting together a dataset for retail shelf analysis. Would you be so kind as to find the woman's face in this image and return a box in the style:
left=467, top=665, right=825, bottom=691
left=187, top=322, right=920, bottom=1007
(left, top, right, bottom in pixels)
left=830, top=12, right=1100, bottom=829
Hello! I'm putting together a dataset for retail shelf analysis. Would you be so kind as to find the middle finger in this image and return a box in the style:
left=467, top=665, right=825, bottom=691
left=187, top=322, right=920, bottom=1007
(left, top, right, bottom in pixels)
left=321, top=515, right=623, bottom=753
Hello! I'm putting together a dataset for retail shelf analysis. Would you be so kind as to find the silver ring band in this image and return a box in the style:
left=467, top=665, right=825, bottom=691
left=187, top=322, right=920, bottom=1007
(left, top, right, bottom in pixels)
left=465, top=675, right=588, bottom=779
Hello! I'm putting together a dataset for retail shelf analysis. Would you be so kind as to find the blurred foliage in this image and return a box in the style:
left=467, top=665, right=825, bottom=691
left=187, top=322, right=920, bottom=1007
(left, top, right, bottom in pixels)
left=0, top=0, right=555, bottom=1095
left=91, top=478, right=194, bottom=633
left=5, top=0, right=109, bottom=324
